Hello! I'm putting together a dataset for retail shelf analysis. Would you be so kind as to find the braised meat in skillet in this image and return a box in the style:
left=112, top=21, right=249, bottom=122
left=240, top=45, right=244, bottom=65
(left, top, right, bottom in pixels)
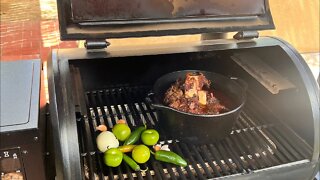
left=164, top=72, right=227, bottom=114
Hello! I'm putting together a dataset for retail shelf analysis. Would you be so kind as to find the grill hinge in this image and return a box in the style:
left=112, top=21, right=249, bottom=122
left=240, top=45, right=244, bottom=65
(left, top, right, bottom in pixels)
left=84, top=40, right=110, bottom=50
left=233, top=31, right=259, bottom=40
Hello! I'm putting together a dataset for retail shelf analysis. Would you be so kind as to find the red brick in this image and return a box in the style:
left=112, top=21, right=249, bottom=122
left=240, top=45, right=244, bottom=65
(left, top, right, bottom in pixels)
left=20, top=48, right=40, bottom=55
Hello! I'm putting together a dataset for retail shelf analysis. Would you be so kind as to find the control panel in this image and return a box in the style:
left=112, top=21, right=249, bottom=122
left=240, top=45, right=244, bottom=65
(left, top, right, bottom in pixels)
left=0, top=148, right=25, bottom=180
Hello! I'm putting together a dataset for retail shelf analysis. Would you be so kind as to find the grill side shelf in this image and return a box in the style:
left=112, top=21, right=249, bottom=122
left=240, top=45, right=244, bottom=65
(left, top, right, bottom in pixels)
left=76, top=86, right=312, bottom=180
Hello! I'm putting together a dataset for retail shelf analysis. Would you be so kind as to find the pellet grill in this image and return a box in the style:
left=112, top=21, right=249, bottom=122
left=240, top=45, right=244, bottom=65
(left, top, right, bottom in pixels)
left=48, top=0, right=320, bottom=179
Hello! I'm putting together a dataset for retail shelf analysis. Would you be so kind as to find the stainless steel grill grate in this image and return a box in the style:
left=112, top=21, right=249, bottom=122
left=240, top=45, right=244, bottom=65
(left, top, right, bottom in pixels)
left=76, top=86, right=312, bottom=180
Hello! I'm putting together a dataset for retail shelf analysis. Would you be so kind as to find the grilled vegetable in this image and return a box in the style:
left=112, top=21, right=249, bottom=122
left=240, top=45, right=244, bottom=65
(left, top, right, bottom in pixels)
left=154, top=150, right=187, bottom=167
left=96, top=125, right=108, bottom=132
left=153, top=144, right=161, bottom=151
left=132, top=145, right=150, bottom=164
left=123, top=125, right=146, bottom=145
left=112, top=123, right=131, bottom=141
left=104, top=148, right=123, bottom=167
left=141, top=129, right=159, bottom=146
left=118, top=145, right=136, bottom=153
left=123, top=154, right=141, bottom=171
left=96, top=131, right=119, bottom=152
left=117, top=119, right=127, bottom=124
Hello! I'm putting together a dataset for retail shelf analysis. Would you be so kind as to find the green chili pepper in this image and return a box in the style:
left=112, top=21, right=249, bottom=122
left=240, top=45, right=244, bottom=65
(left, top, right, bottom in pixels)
left=123, top=154, right=141, bottom=171
left=154, top=150, right=187, bottom=167
left=123, top=125, right=146, bottom=145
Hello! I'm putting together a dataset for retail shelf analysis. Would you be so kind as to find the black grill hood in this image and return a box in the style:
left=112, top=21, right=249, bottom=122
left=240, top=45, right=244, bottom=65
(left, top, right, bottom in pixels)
left=57, top=0, right=275, bottom=40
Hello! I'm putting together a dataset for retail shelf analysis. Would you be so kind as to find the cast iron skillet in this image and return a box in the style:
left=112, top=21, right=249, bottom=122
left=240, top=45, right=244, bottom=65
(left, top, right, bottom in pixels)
left=147, top=70, right=247, bottom=144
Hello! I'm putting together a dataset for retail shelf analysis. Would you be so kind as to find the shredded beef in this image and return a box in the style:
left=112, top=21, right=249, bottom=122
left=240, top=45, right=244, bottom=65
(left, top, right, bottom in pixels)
left=164, top=72, right=227, bottom=114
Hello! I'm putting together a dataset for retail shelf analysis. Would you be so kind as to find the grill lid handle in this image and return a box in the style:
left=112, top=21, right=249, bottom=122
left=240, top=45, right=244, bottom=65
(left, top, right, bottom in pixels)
left=84, top=40, right=110, bottom=50
left=233, top=31, right=259, bottom=40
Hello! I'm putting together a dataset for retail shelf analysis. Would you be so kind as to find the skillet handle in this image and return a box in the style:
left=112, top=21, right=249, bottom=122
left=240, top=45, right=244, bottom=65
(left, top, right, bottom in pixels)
left=145, top=92, right=166, bottom=109
left=230, top=77, right=248, bottom=91
left=145, top=92, right=154, bottom=104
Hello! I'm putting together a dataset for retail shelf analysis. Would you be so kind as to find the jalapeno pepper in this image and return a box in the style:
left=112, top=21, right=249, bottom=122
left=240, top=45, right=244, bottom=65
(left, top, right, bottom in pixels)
left=154, top=150, right=187, bottom=167
left=118, top=145, right=136, bottom=153
left=123, top=125, right=146, bottom=145
left=123, top=154, right=141, bottom=171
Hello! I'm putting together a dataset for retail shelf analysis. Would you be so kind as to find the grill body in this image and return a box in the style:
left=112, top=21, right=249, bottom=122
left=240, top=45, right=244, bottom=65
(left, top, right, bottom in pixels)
left=48, top=37, right=319, bottom=180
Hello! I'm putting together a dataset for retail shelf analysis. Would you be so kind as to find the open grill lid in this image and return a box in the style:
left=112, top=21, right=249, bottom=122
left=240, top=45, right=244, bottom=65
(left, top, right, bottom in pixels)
left=57, top=0, right=275, bottom=40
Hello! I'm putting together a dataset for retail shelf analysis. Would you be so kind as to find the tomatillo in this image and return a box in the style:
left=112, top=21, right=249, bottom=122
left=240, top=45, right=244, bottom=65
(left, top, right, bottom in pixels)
left=104, top=148, right=123, bottom=167
left=112, top=123, right=131, bottom=141
left=141, top=129, right=159, bottom=146
left=132, top=145, right=150, bottom=164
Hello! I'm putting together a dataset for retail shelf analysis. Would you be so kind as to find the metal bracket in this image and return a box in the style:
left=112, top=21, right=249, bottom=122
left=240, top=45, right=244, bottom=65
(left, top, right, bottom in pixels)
left=231, top=53, right=295, bottom=94
left=84, top=40, right=110, bottom=50
left=233, top=31, right=259, bottom=40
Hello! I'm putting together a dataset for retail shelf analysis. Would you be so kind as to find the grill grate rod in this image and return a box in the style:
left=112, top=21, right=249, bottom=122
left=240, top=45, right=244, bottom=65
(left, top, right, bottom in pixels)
left=244, top=108, right=300, bottom=162
left=199, top=145, right=222, bottom=177
left=77, top=86, right=312, bottom=180
left=234, top=120, right=273, bottom=167
left=85, top=94, right=107, bottom=180
left=238, top=113, right=285, bottom=164
left=237, top=115, right=281, bottom=165
left=220, top=140, right=245, bottom=172
left=245, top=97, right=313, bottom=158
left=172, top=142, right=196, bottom=180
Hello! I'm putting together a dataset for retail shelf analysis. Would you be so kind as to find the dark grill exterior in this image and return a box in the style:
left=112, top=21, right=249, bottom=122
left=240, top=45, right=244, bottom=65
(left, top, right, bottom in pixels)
left=48, top=0, right=319, bottom=179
